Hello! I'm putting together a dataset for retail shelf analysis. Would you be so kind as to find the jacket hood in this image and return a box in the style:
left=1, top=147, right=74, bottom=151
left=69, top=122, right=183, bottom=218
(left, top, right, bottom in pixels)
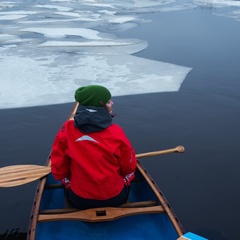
left=74, top=105, right=112, bottom=133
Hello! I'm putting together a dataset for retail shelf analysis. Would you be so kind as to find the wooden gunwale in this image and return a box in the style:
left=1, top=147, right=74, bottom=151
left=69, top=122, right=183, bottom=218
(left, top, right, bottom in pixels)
left=136, top=161, right=184, bottom=236
left=27, top=165, right=49, bottom=240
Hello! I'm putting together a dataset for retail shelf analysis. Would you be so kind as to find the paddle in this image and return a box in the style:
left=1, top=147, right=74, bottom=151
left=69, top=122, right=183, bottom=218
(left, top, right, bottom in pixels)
left=0, top=146, right=184, bottom=188
left=136, top=145, right=184, bottom=159
left=0, top=165, right=51, bottom=188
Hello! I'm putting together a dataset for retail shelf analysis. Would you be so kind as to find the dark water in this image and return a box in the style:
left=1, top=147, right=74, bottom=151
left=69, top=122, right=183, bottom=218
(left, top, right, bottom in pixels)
left=1, top=7, right=240, bottom=240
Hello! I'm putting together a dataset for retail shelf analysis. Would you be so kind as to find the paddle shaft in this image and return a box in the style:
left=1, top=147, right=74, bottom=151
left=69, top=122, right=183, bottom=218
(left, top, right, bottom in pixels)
left=0, top=146, right=184, bottom=187
left=136, top=145, right=184, bottom=159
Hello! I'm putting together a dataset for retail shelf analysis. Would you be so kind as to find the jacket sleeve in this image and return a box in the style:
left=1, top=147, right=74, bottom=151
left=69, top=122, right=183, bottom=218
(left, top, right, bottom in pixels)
left=51, top=123, right=70, bottom=181
left=114, top=128, right=137, bottom=179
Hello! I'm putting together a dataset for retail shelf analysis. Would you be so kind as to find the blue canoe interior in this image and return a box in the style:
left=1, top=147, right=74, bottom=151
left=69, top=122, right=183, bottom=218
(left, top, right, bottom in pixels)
left=27, top=103, right=184, bottom=239
left=27, top=162, right=183, bottom=240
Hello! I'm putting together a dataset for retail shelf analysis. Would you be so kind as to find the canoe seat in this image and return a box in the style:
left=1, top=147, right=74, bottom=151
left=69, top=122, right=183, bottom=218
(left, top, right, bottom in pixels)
left=38, top=204, right=164, bottom=223
left=39, top=200, right=159, bottom=215
left=43, top=185, right=159, bottom=209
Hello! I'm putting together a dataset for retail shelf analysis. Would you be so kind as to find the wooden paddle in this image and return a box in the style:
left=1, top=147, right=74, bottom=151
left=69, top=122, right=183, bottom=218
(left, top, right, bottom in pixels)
left=0, top=145, right=184, bottom=188
left=0, top=165, right=51, bottom=188
left=136, top=145, right=184, bottom=159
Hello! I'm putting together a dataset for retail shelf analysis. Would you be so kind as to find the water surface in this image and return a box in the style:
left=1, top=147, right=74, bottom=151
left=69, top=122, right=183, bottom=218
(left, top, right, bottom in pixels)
left=1, top=4, right=240, bottom=240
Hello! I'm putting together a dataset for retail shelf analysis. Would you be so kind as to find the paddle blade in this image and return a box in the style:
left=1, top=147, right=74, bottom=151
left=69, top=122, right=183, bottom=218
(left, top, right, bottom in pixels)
left=0, top=165, right=51, bottom=187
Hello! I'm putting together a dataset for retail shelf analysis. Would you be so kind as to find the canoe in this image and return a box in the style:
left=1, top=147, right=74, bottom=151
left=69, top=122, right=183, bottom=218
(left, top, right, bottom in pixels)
left=27, top=102, right=184, bottom=240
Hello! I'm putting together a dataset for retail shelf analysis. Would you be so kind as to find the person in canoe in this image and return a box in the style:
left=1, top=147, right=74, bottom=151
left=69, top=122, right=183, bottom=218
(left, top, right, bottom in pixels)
left=51, top=85, right=137, bottom=210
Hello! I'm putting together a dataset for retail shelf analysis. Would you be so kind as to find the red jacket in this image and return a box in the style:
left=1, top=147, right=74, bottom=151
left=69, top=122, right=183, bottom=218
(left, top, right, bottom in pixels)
left=51, top=119, right=137, bottom=200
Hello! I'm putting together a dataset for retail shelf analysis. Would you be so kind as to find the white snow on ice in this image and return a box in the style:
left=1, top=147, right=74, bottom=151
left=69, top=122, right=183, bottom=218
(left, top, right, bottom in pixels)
left=1, top=0, right=240, bottom=109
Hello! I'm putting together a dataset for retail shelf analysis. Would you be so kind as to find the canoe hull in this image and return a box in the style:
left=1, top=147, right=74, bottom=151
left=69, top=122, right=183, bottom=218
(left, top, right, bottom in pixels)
left=28, top=162, right=183, bottom=240
left=36, top=214, right=178, bottom=240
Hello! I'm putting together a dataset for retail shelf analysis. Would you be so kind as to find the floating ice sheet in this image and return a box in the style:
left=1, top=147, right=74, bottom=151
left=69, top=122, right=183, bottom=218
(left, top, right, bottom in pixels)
left=0, top=46, right=191, bottom=109
left=1, top=0, right=239, bottom=109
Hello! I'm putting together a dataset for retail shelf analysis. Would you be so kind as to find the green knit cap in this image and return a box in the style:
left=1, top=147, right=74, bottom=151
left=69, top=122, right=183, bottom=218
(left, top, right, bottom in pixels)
left=74, top=85, right=111, bottom=107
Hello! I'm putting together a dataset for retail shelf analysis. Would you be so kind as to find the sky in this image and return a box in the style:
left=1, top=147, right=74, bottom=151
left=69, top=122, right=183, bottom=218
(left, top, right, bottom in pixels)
left=1, top=0, right=240, bottom=109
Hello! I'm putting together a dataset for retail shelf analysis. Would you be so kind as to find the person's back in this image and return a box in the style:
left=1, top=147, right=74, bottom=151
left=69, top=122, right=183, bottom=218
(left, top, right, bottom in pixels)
left=51, top=85, right=137, bottom=209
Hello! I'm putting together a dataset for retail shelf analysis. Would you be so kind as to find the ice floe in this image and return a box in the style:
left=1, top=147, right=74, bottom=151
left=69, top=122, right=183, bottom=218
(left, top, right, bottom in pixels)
left=0, top=0, right=239, bottom=109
